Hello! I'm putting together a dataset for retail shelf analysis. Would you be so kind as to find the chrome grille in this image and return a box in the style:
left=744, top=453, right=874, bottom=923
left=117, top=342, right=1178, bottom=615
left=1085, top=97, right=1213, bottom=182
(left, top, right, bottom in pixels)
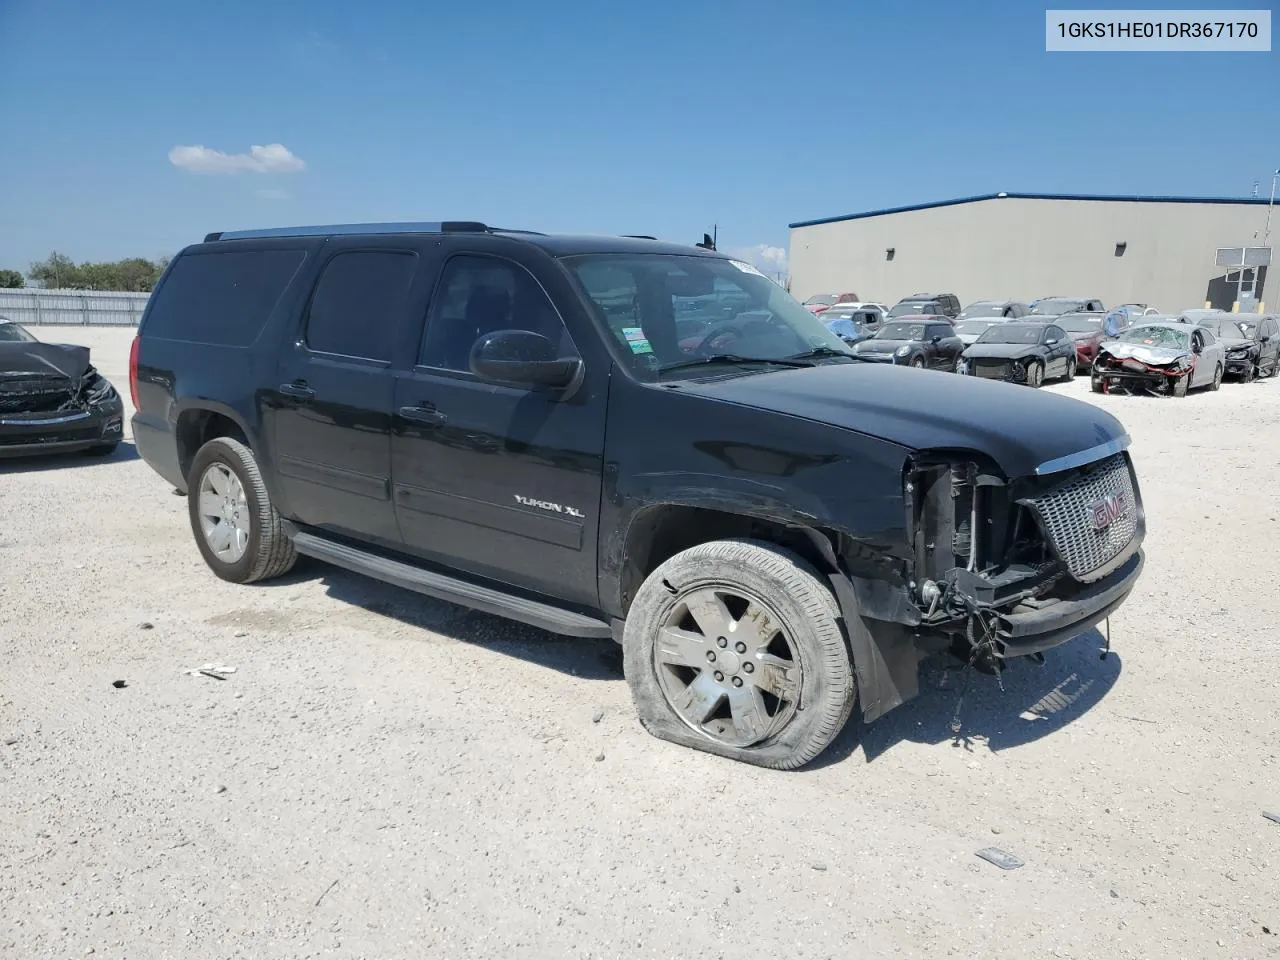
left=1021, top=453, right=1139, bottom=583
left=0, top=377, right=72, bottom=414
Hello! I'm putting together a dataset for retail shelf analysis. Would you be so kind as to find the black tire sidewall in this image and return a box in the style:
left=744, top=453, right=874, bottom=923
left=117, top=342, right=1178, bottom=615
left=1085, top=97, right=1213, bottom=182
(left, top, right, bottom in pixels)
left=187, top=438, right=268, bottom=583
left=622, top=538, right=855, bottom=769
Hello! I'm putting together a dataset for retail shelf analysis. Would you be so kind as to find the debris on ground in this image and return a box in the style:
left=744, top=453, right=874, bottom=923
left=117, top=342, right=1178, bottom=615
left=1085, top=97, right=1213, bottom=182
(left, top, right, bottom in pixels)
left=138, top=622, right=153, bottom=630
left=975, top=847, right=1024, bottom=870
left=183, top=662, right=237, bottom=680
left=1263, top=811, right=1280, bottom=825
left=111, top=680, right=127, bottom=689
left=594, top=752, right=605, bottom=762
left=591, top=708, right=604, bottom=723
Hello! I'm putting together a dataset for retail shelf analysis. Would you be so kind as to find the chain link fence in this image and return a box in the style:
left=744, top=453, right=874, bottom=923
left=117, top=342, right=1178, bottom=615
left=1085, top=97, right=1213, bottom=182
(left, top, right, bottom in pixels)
left=0, top=288, right=150, bottom=327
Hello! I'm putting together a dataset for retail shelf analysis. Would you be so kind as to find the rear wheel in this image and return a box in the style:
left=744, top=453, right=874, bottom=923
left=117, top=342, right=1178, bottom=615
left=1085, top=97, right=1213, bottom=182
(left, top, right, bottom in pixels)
left=187, top=436, right=297, bottom=584
left=1209, top=363, right=1223, bottom=391
left=1062, top=355, right=1077, bottom=381
left=623, top=538, right=856, bottom=770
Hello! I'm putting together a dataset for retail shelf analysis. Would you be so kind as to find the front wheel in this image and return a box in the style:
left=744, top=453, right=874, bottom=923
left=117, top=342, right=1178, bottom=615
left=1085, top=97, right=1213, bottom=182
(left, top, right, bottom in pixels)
left=187, top=436, right=297, bottom=584
left=1171, top=373, right=1189, bottom=397
left=910, top=356, right=925, bottom=369
left=1209, top=363, right=1223, bottom=391
left=1026, top=360, right=1045, bottom=388
left=622, top=538, right=856, bottom=770
left=1091, top=374, right=1105, bottom=393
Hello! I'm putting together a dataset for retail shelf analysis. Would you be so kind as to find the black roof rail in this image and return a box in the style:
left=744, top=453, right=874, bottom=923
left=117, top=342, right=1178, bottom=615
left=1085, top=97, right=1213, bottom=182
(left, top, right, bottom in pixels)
left=208, top=221, right=492, bottom=241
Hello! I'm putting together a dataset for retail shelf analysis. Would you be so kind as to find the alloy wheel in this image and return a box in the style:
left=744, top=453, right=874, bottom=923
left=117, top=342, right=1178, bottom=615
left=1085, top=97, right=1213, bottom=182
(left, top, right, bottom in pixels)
left=197, top=463, right=250, bottom=563
left=653, top=586, right=802, bottom=748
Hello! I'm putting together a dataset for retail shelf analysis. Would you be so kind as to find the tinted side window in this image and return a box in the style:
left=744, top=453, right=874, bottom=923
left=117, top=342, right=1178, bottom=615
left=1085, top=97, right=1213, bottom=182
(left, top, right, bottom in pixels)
left=142, top=249, right=307, bottom=346
left=419, top=255, right=576, bottom=372
left=1046, top=325, right=1066, bottom=341
left=928, top=324, right=950, bottom=339
left=305, top=251, right=418, bottom=362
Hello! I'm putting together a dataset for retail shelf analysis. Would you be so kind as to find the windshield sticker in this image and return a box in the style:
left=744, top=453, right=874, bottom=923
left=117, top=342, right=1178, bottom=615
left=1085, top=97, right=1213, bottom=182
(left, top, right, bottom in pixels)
left=621, top=326, right=653, bottom=354
left=729, top=260, right=767, bottom=278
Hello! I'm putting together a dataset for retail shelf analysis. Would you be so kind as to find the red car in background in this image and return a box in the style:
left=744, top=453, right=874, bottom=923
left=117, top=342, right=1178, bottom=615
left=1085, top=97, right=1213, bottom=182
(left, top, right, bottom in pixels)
left=1054, top=312, right=1109, bottom=371
left=802, top=292, right=860, bottom=315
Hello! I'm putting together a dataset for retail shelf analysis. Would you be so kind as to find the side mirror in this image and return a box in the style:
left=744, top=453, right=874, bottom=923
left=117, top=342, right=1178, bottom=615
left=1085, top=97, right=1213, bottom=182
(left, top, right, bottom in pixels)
left=1191, top=341, right=1203, bottom=354
left=930, top=335, right=942, bottom=344
left=1046, top=337, right=1059, bottom=344
left=469, top=329, right=581, bottom=389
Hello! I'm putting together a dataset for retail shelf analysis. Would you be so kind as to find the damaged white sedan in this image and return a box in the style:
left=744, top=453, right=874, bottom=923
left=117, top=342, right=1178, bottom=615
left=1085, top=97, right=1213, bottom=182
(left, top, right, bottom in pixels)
left=1090, top=321, right=1224, bottom=397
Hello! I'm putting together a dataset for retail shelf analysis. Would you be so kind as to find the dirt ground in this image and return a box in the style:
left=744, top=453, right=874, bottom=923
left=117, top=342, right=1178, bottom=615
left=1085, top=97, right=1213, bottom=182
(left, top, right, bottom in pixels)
left=2, top=325, right=1279, bottom=960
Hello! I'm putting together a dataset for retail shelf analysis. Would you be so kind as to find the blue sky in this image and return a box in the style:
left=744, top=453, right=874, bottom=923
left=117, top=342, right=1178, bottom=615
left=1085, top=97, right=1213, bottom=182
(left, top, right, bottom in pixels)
left=0, top=0, right=1276, bottom=276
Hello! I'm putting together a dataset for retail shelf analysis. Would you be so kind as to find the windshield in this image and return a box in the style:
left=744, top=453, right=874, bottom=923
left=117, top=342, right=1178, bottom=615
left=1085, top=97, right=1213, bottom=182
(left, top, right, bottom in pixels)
left=874, top=321, right=927, bottom=341
left=1207, top=320, right=1247, bottom=340
left=1120, top=325, right=1189, bottom=349
left=976, top=323, right=1044, bottom=345
left=888, top=301, right=933, bottom=318
left=0, top=321, right=36, bottom=342
left=958, top=303, right=1005, bottom=318
left=1031, top=298, right=1085, bottom=315
left=804, top=294, right=837, bottom=306
left=1056, top=314, right=1103, bottom=333
left=565, top=254, right=854, bottom=379
left=954, top=319, right=997, bottom=336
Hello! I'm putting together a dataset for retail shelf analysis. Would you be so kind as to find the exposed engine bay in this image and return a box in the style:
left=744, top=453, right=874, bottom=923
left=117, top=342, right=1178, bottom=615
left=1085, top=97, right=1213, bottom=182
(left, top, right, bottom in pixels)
left=902, top=449, right=1145, bottom=673
left=0, top=340, right=124, bottom=457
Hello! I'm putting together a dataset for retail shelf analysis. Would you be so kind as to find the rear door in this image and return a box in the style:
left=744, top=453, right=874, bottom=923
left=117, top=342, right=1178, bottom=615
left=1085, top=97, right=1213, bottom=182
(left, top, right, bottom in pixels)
left=389, top=238, right=608, bottom=606
left=269, top=238, right=429, bottom=544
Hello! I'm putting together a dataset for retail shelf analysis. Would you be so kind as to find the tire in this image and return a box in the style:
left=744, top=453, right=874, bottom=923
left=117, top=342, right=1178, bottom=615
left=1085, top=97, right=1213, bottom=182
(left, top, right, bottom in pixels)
left=1270, top=355, right=1280, bottom=378
left=1170, top=373, right=1188, bottom=397
left=1209, top=363, right=1223, bottom=391
left=1027, top=360, right=1044, bottom=388
left=187, top=436, right=297, bottom=584
left=622, top=538, right=856, bottom=770
left=81, top=441, right=119, bottom=457
left=910, top=356, right=925, bottom=369
left=1091, top=375, right=1105, bottom=393
left=1062, top=355, right=1076, bottom=381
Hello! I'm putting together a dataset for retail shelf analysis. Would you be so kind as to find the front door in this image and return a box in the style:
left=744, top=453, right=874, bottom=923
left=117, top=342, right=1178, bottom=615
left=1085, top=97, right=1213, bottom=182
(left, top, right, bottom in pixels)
left=390, top=245, right=607, bottom=606
left=269, top=240, right=426, bottom=544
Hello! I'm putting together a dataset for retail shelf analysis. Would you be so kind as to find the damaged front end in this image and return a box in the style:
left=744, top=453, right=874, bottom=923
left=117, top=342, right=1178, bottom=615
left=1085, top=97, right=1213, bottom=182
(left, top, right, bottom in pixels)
left=1091, top=347, right=1193, bottom=395
left=0, top=362, right=124, bottom=457
left=900, top=445, right=1145, bottom=676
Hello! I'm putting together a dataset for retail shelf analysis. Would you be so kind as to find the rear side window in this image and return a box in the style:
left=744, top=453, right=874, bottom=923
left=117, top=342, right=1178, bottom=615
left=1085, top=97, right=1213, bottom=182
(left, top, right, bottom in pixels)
left=142, top=249, right=306, bottom=345
left=305, top=251, right=419, bottom=362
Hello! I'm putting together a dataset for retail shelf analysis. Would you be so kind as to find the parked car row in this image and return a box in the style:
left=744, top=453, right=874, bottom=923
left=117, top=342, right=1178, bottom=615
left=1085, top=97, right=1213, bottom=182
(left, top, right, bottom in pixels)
left=813, top=293, right=1280, bottom=398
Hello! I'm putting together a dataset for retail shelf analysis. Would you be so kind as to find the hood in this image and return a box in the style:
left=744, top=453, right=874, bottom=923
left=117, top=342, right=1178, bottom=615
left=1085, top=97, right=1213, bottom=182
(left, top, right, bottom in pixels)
left=676, top=362, right=1128, bottom=480
left=958, top=334, right=983, bottom=345
left=1097, top=340, right=1186, bottom=364
left=960, top=342, right=1040, bottom=360
left=857, top=338, right=915, bottom=353
left=0, top=342, right=91, bottom=380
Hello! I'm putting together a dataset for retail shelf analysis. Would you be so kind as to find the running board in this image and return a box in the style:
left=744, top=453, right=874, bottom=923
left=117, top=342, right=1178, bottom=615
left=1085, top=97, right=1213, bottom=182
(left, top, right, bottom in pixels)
left=290, top=530, right=613, bottom=639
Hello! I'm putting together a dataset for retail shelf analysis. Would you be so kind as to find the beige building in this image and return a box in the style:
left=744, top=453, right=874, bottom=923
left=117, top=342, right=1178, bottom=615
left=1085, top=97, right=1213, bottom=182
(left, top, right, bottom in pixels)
left=787, top=192, right=1274, bottom=314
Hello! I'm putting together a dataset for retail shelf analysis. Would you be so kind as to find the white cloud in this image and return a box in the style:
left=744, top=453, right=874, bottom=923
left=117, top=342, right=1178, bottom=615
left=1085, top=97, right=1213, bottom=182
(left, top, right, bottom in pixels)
left=255, top=188, right=292, bottom=201
left=729, top=243, right=789, bottom=276
left=169, top=143, right=306, bottom=175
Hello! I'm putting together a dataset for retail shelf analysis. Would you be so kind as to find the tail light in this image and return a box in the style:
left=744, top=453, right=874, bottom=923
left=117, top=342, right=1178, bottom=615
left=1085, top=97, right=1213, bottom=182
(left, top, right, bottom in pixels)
left=128, top=333, right=140, bottom=410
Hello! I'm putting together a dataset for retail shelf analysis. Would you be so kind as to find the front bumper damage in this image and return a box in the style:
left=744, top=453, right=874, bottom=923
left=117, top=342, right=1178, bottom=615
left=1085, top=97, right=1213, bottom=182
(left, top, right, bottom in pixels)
left=836, top=440, right=1145, bottom=722
left=1224, top=349, right=1258, bottom=378
left=960, top=357, right=1031, bottom=383
left=0, top=367, right=124, bottom=458
left=1092, top=353, right=1191, bottom=395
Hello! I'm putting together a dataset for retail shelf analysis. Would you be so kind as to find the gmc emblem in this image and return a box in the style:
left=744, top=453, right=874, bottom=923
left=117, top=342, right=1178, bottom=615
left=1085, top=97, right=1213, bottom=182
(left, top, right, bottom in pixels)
left=1091, top=492, right=1130, bottom=531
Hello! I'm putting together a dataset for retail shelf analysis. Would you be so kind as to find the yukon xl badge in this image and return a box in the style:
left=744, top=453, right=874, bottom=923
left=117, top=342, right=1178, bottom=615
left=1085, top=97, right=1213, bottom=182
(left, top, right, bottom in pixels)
left=1091, top=492, right=1129, bottom=531
left=514, top=494, right=584, bottom=519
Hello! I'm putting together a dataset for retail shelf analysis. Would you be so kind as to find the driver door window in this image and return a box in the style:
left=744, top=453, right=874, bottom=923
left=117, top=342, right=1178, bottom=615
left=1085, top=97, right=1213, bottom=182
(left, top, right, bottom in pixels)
left=419, top=255, right=577, bottom=374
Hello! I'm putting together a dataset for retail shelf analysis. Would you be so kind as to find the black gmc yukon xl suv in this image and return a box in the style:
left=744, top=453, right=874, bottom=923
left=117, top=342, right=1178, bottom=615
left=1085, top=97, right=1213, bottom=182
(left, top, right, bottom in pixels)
left=131, top=222, right=1146, bottom=769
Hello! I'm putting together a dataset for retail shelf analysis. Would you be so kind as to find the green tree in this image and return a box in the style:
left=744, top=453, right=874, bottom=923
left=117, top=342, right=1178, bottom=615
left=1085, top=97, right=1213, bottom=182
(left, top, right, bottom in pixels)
left=27, top=251, right=169, bottom=291
left=0, top=269, right=24, bottom=288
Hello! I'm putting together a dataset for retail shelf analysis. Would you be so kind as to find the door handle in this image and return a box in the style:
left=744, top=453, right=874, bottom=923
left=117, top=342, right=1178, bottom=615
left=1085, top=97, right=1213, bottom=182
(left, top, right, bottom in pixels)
left=399, top=404, right=447, bottom=426
left=279, top=381, right=315, bottom=400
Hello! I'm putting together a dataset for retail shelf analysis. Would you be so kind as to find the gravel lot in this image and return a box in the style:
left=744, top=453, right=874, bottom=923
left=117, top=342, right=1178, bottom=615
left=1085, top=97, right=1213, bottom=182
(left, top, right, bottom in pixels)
left=3, top=325, right=1279, bottom=960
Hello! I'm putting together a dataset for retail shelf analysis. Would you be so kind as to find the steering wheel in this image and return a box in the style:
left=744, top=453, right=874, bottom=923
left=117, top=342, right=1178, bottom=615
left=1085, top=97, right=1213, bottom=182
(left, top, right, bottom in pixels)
left=689, top=317, right=773, bottom=355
